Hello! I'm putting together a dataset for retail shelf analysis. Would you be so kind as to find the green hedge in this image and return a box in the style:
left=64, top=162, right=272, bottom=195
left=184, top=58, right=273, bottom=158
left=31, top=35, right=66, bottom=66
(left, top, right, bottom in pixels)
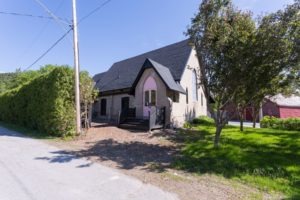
left=260, top=116, right=300, bottom=131
left=0, top=67, right=75, bottom=137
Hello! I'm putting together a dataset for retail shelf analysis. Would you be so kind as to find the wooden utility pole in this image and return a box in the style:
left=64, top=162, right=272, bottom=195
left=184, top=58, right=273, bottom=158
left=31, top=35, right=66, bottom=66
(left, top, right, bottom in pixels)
left=72, top=0, right=81, bottom=134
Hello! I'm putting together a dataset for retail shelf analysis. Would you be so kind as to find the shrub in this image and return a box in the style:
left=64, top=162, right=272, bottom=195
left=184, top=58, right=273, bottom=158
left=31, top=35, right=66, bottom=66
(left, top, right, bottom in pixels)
left=192, top=116, right=214, bottom=125
left=0, top=67, right=76, bottom=137
left=183, top=121, right=192, bottom=129
left=260, top=116, right=300, bottom=131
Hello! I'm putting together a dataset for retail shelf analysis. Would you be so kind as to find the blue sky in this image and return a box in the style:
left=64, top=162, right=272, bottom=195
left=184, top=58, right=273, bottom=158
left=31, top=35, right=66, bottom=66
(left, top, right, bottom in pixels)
left=0, top=0, right=294, bottom=75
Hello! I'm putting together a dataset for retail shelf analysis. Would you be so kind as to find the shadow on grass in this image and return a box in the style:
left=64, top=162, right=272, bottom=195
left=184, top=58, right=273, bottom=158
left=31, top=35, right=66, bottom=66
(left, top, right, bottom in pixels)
left=171, top=125, right=300, bottom=197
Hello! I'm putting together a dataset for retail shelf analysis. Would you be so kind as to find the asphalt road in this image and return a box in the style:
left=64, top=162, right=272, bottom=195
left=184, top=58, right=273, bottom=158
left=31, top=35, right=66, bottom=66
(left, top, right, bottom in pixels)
left=228, top=121, right=260, bottom=128
left=0, top=126, right=178, bottom=200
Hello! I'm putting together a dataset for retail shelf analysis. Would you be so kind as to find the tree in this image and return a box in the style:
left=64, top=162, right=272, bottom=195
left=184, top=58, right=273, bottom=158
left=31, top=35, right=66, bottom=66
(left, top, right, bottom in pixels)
left=239, top=0, right=300, bottom=129
left=80, top=71, right=98, bottom=129
left=188, top=0, right=256, bottom=146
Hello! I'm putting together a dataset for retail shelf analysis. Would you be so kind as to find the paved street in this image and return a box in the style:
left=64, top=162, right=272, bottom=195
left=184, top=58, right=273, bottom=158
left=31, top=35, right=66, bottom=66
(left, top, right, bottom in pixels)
left=228, top=121, right=260, bottom=128
left=0, top=126, right=178, bottom=200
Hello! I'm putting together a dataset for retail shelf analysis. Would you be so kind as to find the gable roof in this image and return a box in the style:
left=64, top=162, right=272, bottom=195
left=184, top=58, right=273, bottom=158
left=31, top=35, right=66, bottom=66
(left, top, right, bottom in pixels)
left=268, top=94, right=300, bottom=107
left=93, top=39, right=192, bottom=92
left=93, top=72, right=106, bottom=84
left=131, top=58, right=186, bottom=93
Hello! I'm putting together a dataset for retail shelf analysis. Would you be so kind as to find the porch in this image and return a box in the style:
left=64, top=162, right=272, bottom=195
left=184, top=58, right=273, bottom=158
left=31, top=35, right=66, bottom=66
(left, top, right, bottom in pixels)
left=118, top=106, right=166, bottom=131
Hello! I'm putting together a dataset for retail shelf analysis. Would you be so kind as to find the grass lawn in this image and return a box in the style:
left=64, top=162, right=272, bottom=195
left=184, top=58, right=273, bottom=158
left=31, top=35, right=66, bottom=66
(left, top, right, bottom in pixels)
left=173, top=119, right=300, bottom=199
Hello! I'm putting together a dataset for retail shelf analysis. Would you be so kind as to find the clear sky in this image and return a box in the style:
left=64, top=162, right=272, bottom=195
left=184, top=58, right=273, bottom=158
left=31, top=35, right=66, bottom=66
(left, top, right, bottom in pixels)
left=0, top=0, right=294, bottom=76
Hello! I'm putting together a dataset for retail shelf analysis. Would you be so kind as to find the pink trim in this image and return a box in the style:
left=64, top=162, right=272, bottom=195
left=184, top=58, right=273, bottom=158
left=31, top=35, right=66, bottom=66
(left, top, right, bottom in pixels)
left=143, top=76, right=157, bottom=90
left=143, top=76, right=157, bottom=117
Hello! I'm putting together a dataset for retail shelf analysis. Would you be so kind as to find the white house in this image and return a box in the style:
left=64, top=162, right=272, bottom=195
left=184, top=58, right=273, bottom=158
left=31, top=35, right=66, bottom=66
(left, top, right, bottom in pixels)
left=93, top=39, right=207, bottom=129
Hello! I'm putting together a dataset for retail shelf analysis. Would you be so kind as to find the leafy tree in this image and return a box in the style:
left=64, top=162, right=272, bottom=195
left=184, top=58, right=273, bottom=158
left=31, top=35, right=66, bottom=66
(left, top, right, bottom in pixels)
left=237, top=0, right=300, bottom=129
left=187, top=0, right=256, bottom=146
left=80, top=71, right=98, bottom=129
left=188, top=0, right=299, bottom=142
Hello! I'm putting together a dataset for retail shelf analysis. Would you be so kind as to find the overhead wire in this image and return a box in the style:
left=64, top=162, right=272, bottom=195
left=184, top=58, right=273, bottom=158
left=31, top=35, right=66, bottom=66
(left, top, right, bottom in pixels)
left=16, top=0, right=65, bottom=68
left=23, top=0, right=113, bottom=71
left=78, top=0, right=112, bottom=24
left=0, top=11, right=58, bottom=21
left=33, top=0, right=70, bottom=26
left=23, top=28, right=72, bottom=71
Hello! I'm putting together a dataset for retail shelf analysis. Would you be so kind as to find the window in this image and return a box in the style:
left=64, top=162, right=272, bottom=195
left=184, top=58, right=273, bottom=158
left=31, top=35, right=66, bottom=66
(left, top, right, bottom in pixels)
left=100, top=99, right=107, bottom=116
left=151, top=90, right=156, bottom=105
left=145, top=90, right=156, bottom=106
left=201, top=93, right=203, bottom=106
left=192, top=70, right=198, bottom=101
left=186, top=88, right=189, bottom=104
left=145, top=91, right=149, bottom=106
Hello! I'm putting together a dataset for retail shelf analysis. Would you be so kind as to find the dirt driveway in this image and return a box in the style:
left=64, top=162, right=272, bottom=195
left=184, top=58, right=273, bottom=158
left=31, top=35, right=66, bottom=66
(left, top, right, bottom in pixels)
left=50, top=123, right=274, bottom=200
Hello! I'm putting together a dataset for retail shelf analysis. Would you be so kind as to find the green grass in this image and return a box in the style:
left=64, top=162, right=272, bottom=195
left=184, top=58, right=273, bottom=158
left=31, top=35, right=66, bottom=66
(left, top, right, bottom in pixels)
left=173, top=120, right=300, bottom=199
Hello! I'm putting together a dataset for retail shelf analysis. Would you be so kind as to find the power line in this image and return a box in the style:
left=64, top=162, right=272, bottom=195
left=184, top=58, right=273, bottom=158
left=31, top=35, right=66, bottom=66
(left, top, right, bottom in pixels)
left=16, top=0, right=65, bottom=67
left=33, top=0, right=73, bottom=45
left=23, top=28, right=72, bottom=71
left=23, top=0, right=113, bottom=71
left=78, top=0, right=112, bottom=24
left=0, top=11, right=68, bottom=23
left=33, top=0, right=71, bottom=27
left=0, top=11, right=51, bottom=20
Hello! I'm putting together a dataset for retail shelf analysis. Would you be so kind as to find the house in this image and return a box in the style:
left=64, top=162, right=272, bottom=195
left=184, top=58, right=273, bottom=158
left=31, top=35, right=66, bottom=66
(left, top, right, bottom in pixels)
left=226, top=94, right=300, bottom=122
left=92, top=39, right=207, bottom=129
left=263, top=94, right=300, bottom=118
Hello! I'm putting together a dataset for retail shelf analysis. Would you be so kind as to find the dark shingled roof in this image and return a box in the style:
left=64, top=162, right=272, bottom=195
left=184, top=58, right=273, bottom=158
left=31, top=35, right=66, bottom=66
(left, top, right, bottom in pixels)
left=93, top=39, right=192, bottom=92
left=140, top=59, right=186, bottom=93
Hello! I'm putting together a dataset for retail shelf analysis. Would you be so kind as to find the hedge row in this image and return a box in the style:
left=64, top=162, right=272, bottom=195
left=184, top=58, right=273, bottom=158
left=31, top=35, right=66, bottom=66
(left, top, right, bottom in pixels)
left=0, top=67, right=76, bottom=137
left=260, top=116, right=300, bottom=131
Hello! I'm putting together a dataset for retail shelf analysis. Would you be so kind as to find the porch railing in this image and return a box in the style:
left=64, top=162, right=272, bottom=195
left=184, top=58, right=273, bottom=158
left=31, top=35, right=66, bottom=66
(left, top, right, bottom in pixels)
left=149, top=106, right=166, bottom=130
left=118, top=106, right=166, bottom=131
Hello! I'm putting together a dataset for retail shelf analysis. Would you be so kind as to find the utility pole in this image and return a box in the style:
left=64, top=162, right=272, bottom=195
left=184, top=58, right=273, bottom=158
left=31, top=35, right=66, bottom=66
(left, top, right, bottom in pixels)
left=72, top=0, right=81, bottom=134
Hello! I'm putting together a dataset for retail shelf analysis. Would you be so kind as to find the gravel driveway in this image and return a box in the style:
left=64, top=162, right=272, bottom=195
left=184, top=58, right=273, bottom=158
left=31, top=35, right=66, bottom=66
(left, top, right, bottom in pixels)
left=0, top=126, right=178, bottom=200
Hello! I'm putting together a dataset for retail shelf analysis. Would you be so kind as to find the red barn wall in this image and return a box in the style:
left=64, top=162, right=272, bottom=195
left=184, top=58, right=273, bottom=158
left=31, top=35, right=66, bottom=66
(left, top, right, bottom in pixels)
left=279, top=106, right=300, bottom=118
left=262, top=101, right=280, bottom=118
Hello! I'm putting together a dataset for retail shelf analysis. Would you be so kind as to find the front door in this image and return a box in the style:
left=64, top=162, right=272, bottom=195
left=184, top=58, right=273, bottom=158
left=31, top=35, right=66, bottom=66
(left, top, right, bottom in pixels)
left=100, top=99, right=107, bottom=116
left=121, top=97, right=129, bottom=111
left=143, top=76, right=157, bottom=118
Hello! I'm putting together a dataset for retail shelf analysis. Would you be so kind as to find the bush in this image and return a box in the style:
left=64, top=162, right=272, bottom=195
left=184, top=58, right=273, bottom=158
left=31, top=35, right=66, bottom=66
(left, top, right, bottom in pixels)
left=0, top=67, right=76, bottom=137
left=260, top=116, right=300, bottom=131
left=192, top=116, right=214, bottom=125
left=183, top=121, right=192, bottom=129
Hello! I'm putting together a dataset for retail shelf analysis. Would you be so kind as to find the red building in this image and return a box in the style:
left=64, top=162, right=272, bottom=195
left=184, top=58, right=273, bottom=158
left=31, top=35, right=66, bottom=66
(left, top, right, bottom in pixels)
left=263, top=94, right=300, bottom=119
left=227, top=94, right=300, bottom=121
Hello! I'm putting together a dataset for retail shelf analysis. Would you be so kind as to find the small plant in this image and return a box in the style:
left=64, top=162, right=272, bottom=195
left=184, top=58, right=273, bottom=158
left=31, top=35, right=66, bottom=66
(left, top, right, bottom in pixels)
left=183, top=121, right=192, bottom=130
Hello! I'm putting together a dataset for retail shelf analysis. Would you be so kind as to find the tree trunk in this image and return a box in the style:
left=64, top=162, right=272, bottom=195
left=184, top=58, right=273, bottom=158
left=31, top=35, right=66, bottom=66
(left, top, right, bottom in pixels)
left=252, top=107, right=258, bottom=128
left=214, top=125, right=222, bottom=148
left=239, top=108, right=244, bottom=132
left=240, top=118, right=244, bottom=132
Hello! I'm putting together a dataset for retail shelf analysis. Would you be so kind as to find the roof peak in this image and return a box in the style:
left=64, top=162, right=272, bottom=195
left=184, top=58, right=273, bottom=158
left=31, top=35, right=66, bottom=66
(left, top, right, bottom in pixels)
left=113, top=39, right=190, bottom=65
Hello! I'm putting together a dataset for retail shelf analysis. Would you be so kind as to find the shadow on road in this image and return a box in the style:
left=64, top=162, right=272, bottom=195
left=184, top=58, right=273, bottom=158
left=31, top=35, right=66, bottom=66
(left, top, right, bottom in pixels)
left=34, top=138, right=178, bottom=172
